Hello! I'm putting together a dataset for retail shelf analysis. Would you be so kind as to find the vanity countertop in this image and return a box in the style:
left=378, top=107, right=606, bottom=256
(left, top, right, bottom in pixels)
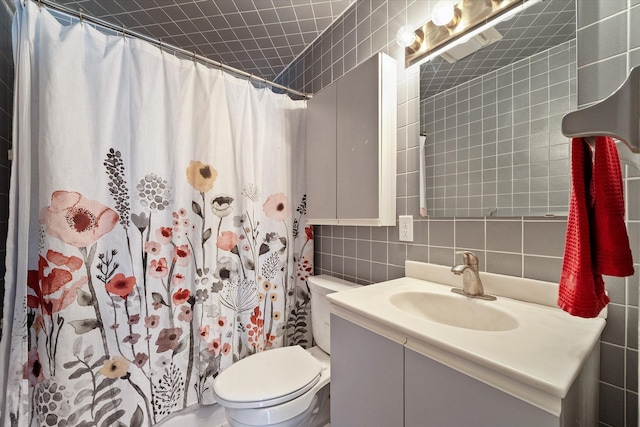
left=327, top=262, right=606, bottom=415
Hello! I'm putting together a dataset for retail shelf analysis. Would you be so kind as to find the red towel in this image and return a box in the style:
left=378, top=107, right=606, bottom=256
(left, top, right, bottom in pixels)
left=558, top=137, right=634, bottom=318
left=593, top=137, right=635, bottom=276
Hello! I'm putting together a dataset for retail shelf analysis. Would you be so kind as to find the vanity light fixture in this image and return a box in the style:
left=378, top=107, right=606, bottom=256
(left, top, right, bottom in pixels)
left=396, top=25, right=421, bottom=49
left=431, top=1, right=459, bottom=27
left=405, top=0, right=542, bottom=68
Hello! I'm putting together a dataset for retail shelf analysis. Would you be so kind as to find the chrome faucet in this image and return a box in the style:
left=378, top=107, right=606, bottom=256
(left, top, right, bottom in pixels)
left=451, top=251, right=496, bottom=301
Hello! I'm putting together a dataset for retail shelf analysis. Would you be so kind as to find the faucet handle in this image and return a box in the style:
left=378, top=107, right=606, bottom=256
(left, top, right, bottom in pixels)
left=456, top=251, right=478, bottom=266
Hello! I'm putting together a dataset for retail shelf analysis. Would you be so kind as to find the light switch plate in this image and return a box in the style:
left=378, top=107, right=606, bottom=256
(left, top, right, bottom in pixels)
left=399, top=215, right=413, bottom=242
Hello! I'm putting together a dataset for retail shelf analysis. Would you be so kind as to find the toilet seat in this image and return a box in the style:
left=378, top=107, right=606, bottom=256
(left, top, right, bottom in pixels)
left=213, top=346, right=323, bottom=409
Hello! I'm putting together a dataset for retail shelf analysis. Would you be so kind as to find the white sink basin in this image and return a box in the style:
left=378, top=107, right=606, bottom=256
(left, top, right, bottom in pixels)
left=327, top=261, right=606, bottom=412
left=389, top=290, right=519, bottom=332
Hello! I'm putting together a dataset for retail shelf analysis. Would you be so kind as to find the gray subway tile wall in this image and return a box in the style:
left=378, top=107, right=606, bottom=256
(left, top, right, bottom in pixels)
left=421, top=39, right=576, bottom=217
left=278, top=0, right=639, bottom=425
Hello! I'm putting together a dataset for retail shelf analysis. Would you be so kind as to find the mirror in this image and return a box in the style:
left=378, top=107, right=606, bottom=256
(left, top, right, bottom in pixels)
left=419, top=0, right=576, bottom=217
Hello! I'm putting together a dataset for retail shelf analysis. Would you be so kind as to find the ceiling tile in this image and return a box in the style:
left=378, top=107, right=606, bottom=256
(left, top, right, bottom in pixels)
left=40, top=0, right=352, bottom=81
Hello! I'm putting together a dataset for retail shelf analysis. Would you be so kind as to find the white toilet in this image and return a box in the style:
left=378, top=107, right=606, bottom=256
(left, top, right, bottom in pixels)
left=212, top=275, right=359, bottom=427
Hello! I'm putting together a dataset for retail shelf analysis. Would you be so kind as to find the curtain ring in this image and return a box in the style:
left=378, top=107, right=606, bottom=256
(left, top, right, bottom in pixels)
left=78, top=8, right=83, bottom=26
left=122, top=25, right=126, bottom=42
left=193, top=51, right=197, bottom=64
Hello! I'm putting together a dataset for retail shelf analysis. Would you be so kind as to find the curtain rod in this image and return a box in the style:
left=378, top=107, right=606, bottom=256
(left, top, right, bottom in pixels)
left=31, top=0, right=311, bottom=99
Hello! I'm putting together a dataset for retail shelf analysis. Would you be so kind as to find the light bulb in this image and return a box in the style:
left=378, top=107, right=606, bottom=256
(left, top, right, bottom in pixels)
left=431, top=1, right=455, bottom=26
left=396, top=25, right=418, bottom=48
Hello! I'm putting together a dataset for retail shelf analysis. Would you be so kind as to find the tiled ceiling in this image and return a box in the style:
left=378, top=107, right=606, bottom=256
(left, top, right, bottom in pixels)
left=51, top=0, right=353, bottom=82
left=420, top=0, right=576, bottom=99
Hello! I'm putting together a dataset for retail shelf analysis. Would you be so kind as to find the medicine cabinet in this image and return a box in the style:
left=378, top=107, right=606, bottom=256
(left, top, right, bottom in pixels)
left=306, top=52, right=397, bottom=226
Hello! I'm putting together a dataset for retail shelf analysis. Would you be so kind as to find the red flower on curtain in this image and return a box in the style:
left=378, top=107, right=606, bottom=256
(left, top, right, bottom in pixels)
left=149, top=257, right=169, bottom=278
left=156, top=227, right=173, bottom=244
left=105, top=273, right=137, bottom=299
left=40, top=191, right=119, bottom=248
left=27, top=254, right=88, bottom=315
left=171, top=244, right=191, bottom=266
left=304, top=226, right=314, bottom=241
left=172, top=288, right=191, bottom=305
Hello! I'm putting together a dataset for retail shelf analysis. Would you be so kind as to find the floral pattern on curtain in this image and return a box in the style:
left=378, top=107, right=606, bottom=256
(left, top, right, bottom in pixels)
left=1, top=2, right=313, bottom=426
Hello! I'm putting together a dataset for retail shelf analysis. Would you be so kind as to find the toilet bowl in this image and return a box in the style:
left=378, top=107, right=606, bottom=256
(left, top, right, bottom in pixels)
left=212, top=275, right=359, bottom=427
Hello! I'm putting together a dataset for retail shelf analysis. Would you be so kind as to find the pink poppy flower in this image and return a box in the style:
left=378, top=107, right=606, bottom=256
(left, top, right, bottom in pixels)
left=172, top=245, right=191, bottom=266
left=40, top=191, right=119, bottom=248
left=263, top=192, right=290, bottom=222
left=198, top=325, right=210, bottom=340
left=216, top=316, right=227, bottom=328
left=123, top=333, right=141, bottom=344
left=23, top=348, right=44, bottom=386
left=145, top=315, right=160, bottom=328
left=178, top=305, right=193, bottom=322
left=145, top=241, right=162, bottom=255
left=133, top=353, right=149, bottom=368
left=127, top=314, right=140, bottom=325
left=150, top=258, right=169, bottom=279
left=172, top=273, right=186, bottom=286
left=155, top=327, right=183, bottom=353
left=222, top=342, right=231, bottom=356
left=106, top=273, right=137, bottom=299
left=156, top=227, right=173, bottom=244
left=208, top=337, right=222, bottom=356
left=216, top=231, right=238, bottom=252
left=172, top=288, right=191, bottom=305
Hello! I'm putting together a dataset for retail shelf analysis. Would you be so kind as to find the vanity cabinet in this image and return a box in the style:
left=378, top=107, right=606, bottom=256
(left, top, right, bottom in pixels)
left=331, top=314, right=600, bottom=427
left=305, top=52, right=397, bottom=226
left=405, top=348, right=559, bottom=426
left=330, top=315, right=404, bottom=426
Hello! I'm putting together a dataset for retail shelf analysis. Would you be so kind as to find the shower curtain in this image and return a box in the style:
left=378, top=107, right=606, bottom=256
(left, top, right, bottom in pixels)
left=1, top=2, right=314, bottom=426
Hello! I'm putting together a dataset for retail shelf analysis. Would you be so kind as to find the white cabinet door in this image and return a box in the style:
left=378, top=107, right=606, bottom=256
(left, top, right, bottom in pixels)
left=336, top=55, right=380, bottom=220
left=306, top=83, right=337, bottom=224
left=404, top=348, right=560, bottom=427
left=306, top=52, right=396, bottom=226
left=330, top=315, right=404, bottom=426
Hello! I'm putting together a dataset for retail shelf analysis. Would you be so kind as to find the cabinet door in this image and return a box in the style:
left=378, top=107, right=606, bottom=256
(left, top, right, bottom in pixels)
left=306, top=83, right=337, bottom=223
left=404, top=348, right=559, bottom=427
left=330, top=315, right=404, bottom=426
left=336, top=55, right=380, bottom=220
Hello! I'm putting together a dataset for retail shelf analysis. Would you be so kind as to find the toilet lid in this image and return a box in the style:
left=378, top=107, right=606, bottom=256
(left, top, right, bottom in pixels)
left=213, top=346, right=323, bottom=407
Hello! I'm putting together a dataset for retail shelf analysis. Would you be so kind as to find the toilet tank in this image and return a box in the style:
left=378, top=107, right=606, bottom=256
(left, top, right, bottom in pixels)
left=307, top=275, right=360, bottom=354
